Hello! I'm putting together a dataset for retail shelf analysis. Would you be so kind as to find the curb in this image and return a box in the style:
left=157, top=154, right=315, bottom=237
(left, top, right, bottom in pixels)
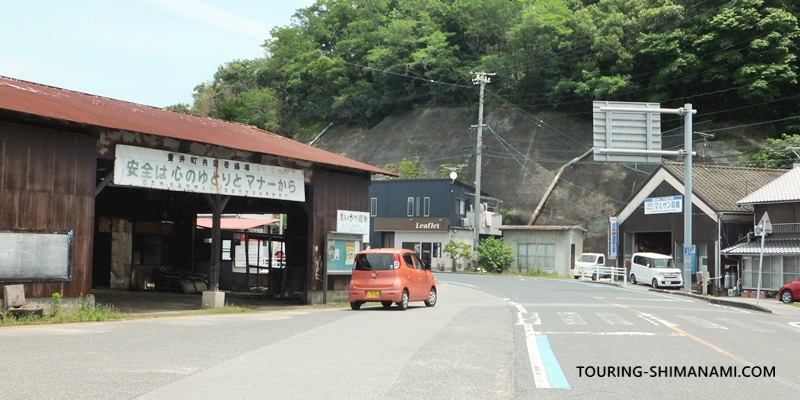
left=577, top=278, right=623, bottom=288
left=649, top=288, right=772, bottom=313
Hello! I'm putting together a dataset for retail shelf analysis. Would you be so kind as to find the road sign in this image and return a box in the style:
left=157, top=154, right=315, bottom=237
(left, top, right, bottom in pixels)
left=755, top=211, right=772, bottom=236
left=684, top=246, right=694, bottom=256
left=592, top=101, right=662, bottom=163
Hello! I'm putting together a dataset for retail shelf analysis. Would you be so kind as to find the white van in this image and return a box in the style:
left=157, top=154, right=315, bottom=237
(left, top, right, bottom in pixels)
left=628, top=252, right=683, bottom=288
left=572, top=253, right=605, bottom=279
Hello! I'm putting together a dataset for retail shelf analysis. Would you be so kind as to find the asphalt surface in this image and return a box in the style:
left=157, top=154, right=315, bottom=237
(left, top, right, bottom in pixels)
left=3, top=275, right=800, bottom=399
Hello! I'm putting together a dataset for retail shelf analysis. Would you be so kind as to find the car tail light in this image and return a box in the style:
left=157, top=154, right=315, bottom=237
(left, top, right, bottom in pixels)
left=393, top=254, right=401, bottom=270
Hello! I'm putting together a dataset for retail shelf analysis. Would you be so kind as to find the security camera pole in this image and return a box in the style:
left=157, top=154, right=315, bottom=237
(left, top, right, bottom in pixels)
left=471, top=72, right=494, bottom=267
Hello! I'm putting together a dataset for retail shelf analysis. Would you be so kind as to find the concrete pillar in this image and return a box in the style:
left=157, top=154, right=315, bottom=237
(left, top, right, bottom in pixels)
left=110, top=219, right=133, bottom=289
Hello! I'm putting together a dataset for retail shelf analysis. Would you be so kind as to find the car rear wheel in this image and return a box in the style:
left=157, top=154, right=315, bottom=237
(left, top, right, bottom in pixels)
left=781, top=290, right=794, bottom=304
left=630, top=274, right=637, bottom=284
left=573, top=275, right=579, bottom=279
left=397, top=289, right=409, bottom=310
left=425, top=288, right=437, bottom=307
left=381, top=301, right=393, bottom=309
left=651, top=278, right=659, bottom=289
left=350, top=301, right=363, bottom=310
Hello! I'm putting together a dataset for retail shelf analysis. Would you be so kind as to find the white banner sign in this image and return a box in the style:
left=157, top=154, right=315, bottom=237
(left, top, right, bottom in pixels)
left=644, top=195, right=682, bottom=215
left=608, top=217, right=618, bottom=260
left=113, top=145, right=305, bottom=201
left=337, top=210, right=370, bottom=235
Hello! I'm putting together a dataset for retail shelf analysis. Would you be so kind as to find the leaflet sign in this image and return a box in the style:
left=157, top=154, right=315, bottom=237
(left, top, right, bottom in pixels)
left=644, top=195, right=682, bottom=215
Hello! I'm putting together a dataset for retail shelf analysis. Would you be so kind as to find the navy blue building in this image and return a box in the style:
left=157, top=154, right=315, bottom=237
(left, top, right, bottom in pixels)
left=368, top=179, right=502, bottom=271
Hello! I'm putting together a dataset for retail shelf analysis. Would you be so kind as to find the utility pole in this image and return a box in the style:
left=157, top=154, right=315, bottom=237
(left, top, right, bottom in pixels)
left=472, top=72, right=494, bottom=266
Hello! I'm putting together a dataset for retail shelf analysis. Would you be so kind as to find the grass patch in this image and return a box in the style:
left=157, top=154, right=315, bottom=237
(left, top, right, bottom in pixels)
left=0, top=293, right=123, bottom=327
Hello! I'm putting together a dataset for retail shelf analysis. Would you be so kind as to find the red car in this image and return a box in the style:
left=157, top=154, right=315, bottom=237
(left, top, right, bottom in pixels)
left=348, top=248, right=437, bottom=310
left=778, top=279, right=800, bottom=304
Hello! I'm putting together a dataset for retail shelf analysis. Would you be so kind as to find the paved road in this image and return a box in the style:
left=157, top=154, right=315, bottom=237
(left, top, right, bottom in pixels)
left=441, top=274, right=800, bottom=398
left=2, top=274, right=800, bottom=399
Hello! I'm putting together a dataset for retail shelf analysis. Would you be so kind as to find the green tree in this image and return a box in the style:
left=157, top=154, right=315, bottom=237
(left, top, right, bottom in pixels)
left=385, top=155, right=429, bottom=178
left=739, top=133, right=800, bottom=168
left=478, top=236, right=515, bottom=273
left=444, top=240, right=472, bottom=271
left=165, top=103, right=192, bottom=114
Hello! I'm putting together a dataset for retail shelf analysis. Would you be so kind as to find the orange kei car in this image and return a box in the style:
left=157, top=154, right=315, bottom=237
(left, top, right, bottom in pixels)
left=348, top=248, right=437, bottom=310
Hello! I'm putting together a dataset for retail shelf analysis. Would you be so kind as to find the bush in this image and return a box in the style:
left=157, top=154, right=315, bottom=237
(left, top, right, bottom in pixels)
left=478, top=237, right=515, bottom=273
left=444, top=240, right=472, bottom=271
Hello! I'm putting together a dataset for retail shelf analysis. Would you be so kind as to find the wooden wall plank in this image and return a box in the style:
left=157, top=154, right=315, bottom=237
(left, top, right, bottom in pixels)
left=0, top=122, right=96, bottom=298
left=26, top=129, right=56, bottom=193
left=0, top=126, right=27, bottom=191
left=0, top=190, right=19, bottom=227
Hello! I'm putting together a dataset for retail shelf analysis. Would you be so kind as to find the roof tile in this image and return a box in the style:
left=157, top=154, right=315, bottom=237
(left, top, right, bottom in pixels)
left=661, top=162, right=785, bottom=212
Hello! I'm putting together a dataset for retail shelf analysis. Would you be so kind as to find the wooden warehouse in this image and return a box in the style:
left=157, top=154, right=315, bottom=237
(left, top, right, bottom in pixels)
left=0, top=76, right=393, bottom=306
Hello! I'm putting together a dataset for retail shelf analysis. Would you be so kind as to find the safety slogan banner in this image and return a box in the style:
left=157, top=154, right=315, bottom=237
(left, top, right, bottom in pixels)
left=113, top=145, right=305, bottom=202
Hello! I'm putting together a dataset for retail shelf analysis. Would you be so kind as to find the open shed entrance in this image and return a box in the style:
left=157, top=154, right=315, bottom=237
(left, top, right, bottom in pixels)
left=632, top=231, right=673, bottom=256
left=92, top=183, right=309, bottom=300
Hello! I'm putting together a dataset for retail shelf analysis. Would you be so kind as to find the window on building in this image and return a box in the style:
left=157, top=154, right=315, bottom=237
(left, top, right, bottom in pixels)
left=742, top=255, right=786, bottom=290
left=370, top=198, right=378, bottom=217
left=415, top=197, right=421, bottom=217
left=785, top=256, right=798, bottom=285
left=407, top=197, right=414, bottom=217
left=423, top=197, right=430, bottom=217
left=402, top=241, right=442, bottom=266
left=456, top=199, right=466, bottom=216
left=517, top=243, right=555, bottom=272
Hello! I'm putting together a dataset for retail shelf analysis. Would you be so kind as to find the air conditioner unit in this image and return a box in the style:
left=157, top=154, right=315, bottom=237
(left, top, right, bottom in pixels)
left=461, top=217, right=470, bottom=227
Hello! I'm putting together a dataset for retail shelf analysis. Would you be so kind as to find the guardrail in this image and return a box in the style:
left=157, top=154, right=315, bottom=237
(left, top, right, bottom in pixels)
left=577, top=265, right=627, bottom=286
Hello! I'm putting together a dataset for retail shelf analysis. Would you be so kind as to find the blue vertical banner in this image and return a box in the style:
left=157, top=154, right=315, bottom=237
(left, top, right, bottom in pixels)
left=608, top=217, right=618, bottom=260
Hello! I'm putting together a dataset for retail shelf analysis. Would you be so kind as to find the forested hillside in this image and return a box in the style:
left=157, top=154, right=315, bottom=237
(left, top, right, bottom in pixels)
left=170, top=0, right=800, bottom=140
left=167, top=0, right=800, bottom=251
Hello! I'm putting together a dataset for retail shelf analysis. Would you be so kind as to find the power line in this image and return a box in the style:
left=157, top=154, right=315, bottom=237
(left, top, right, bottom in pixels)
left=111, top=0, right=264, bottom=42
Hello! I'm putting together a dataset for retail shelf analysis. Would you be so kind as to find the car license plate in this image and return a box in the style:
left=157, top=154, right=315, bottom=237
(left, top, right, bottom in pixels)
left=366, top=291, right=380, bottom=298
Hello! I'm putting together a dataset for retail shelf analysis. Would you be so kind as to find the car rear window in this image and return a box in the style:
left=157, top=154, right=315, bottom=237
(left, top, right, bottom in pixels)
left=354, top=253, right=396, bottom=271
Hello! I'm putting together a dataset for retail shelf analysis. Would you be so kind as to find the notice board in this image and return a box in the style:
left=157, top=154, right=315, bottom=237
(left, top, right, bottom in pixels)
left=0, top=229, right=72, bottom=282
left=325, top=232, right=363, bottom=275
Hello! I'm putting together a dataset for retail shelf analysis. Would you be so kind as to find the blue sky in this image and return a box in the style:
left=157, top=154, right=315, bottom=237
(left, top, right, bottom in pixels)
left=1, top=0, right=316, bottom=107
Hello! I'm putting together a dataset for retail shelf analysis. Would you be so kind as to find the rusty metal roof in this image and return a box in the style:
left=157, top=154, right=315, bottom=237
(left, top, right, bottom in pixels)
left=0, top=76, right=394, bottom=176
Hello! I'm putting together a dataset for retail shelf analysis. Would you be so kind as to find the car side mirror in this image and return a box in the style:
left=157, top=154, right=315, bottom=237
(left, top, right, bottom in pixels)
left=423, top=261, right=431, bottom=270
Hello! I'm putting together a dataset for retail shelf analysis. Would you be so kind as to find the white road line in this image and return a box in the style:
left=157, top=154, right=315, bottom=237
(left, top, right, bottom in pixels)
left=677, top=316, right=728, bottom=329
left=541, top=331, right=684, bottom=336
left=716, top=318, right=773, bottom=332
left=524, top=323, right=551, bottom=388
left=637, top=314, right=659, bottom=326
left=596, top=313, right=633, bottom=325
left=710, top=304, right=750, bottom=313
left=758, top=321, right=800, bottom=332
left=557, top=312, right=586, bottom=325
left=593, top=296, right=690, bottom=302
left=640, top=313, right=677, bottom=327
left=530, top=312, right=541, bottom=325
left=515, top=304, right=527, bottom=314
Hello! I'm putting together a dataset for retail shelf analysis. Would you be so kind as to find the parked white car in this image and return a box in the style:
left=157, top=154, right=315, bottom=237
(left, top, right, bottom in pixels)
left=572, top=253, right=606, bottom=279
left=628, top=252, right=683, bottom=288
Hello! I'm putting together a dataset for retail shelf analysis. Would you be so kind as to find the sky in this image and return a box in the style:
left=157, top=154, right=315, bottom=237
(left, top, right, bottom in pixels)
left=1, top=0, right=316, bottom=107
